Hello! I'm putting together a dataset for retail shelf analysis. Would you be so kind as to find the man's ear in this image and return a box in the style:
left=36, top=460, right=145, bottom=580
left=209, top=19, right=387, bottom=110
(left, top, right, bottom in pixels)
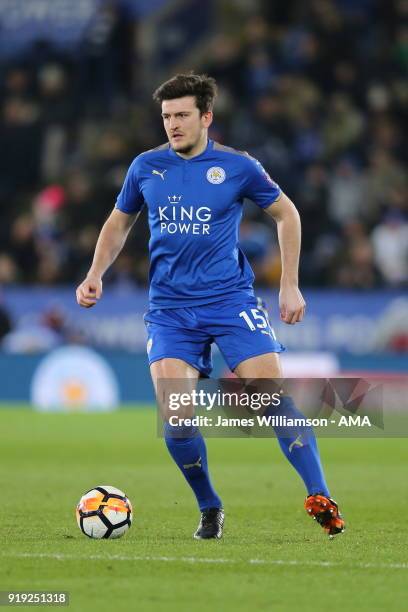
left=202, top=111, right=213, bottom=128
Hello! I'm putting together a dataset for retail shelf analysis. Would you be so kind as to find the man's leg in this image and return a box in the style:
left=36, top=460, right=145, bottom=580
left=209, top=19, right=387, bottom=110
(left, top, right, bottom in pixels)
left=235, top=353, right=344, bottom=536
left=234, top=353, right=329, bottom=494
left=150, top=358, right=223, bottom=537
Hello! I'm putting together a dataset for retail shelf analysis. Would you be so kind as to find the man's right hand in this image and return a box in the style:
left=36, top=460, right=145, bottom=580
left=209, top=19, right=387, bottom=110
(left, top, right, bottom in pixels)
left=76, top=275, right=103, bottom=308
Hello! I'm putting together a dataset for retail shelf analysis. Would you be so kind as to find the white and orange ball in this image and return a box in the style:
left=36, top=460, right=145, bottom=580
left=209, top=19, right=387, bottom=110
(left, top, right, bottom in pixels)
left=76, top=486, right=132, bottom=539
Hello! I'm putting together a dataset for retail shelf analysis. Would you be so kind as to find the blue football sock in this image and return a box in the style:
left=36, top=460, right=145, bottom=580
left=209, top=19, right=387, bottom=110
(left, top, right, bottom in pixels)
left=268, top=396, right=330, bottom=497
left=164, top=423, right=222, bottom=511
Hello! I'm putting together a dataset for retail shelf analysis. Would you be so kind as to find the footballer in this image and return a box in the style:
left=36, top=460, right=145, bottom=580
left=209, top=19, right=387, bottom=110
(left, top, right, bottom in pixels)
left=76, top=73, right=345, bottom=540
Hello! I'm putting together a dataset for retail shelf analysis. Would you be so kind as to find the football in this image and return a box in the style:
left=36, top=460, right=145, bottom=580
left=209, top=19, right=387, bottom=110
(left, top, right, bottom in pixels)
left=76, top=485, right=133, bottom=539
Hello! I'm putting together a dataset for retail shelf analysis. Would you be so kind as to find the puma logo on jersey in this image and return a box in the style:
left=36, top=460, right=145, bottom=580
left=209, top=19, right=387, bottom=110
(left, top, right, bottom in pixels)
left=183, top=457, right=202, bottom=470
left=152, top=169, right=167, bottom=180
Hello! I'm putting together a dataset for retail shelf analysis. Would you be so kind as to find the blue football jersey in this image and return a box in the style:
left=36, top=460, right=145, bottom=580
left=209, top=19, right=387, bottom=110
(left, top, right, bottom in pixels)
left=115, top=139, right=281, bottom=308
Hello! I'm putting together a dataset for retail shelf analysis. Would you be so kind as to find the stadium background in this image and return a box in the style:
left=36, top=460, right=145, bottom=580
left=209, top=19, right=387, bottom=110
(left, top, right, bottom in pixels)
left=0, top=0, right=406, bottom=405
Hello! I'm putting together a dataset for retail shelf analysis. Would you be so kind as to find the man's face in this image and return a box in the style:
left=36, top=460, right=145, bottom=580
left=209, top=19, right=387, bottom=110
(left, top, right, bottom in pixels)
left=161, top=96, right=212, bottom=154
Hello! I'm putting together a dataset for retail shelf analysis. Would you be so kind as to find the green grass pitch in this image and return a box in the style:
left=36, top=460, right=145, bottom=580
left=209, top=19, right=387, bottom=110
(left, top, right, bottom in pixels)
left=0, top=407, right=407, bottom=611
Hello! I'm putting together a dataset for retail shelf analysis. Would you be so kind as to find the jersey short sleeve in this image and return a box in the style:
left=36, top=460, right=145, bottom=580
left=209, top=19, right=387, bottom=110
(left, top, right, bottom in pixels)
left=115, top=157, right=145, bottom=214
left=241, top=154, right=281, bottom=209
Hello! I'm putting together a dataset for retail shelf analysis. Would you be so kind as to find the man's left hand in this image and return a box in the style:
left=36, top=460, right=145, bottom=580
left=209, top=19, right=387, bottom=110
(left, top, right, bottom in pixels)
left=279, top=283, right=306, bottom=325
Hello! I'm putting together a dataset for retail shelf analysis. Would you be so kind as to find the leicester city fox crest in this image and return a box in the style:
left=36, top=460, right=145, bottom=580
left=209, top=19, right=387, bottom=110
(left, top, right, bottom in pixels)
left=206, top=166, right=226, bottom=184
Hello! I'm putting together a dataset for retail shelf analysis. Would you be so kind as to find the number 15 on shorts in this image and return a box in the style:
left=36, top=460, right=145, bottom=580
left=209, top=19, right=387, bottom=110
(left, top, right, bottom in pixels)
left=239, top=308, right=276, bottom=339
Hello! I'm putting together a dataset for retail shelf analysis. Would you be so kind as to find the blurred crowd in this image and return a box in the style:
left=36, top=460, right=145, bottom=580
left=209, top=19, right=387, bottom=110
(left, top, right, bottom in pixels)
left=0, top=0, right=407, bottom=290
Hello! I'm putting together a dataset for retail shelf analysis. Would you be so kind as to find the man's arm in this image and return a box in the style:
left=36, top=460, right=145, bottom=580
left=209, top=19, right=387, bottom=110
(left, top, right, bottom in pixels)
left=264, top=192, right=306, bottom=325
left=76, top=208, right=139, bottom=308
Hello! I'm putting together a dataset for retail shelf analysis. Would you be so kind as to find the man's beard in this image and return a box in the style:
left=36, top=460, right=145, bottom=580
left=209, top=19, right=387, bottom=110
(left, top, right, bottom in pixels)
left=172, top=141, right=195, bottom=154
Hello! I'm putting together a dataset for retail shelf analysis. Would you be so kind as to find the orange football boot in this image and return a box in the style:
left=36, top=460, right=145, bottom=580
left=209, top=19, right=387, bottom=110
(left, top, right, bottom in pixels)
left=304, top=494, right=345, bottom=538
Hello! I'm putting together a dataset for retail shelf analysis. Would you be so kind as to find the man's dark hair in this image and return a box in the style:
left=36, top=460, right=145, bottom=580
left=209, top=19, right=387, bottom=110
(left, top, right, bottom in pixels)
left=153, top=73, right=217, bottom=115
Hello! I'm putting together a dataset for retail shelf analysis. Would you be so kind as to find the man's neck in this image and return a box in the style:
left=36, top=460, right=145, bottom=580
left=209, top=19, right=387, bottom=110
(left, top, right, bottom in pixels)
left=173, top=133, right=208, bottom=160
